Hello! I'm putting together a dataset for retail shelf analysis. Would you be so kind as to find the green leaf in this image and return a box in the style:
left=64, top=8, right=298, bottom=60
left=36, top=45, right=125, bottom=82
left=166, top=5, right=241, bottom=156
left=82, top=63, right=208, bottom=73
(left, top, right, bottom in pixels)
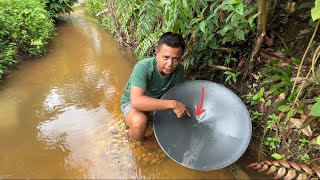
left=317, top=135, right=320, bottom=145
left=272, top=153, right=284, bottom=160
left=298, top=2, right=315, bottom=9
left=277, top=105, right=291, bottom=112
left=283, top=48, right=293, bottom=56
left=288, top=93, right=296, bottom=101
left=311, top=0, right=320, bottom=20
left=310, top=102, right=320, bottom=116
left=182, top=0, right=192, bottom=18
left=263, top=66, right=282, bottom=73
left=291, top=57, right=301, bottom=65
left=268, top=82, right=286, bottom=94
left=225, top=75, right=231, bottom=82
left=267, top=60, right=280, bottom=65
left=234, top=3, right=244, bottom=15
left=248, top=12, right=260, bottom=28
left=287, top=109, right=297, bottom=118
left=234, top=29, right=245, bottom=40
left=263, top=75, right=281, bottom=83
left=190, top=17, right=202, bottom=25
left=199, top=21, right=206, bottom=33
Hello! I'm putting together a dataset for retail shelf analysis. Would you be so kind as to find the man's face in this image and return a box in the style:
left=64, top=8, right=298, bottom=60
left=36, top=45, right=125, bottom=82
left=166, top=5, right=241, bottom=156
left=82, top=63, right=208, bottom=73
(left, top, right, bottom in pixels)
left=155, top=44, right=183, bottom=77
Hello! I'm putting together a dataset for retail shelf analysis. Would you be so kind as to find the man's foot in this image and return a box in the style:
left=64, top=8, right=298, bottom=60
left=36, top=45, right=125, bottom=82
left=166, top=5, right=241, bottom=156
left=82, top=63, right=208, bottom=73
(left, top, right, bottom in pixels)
left=142, top=136, right=160, bottom=150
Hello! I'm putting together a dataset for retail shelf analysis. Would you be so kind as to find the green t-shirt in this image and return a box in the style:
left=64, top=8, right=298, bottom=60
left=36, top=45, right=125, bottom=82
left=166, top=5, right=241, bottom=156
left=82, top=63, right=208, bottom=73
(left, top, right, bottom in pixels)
left=120, top=57, right=185, bottom=108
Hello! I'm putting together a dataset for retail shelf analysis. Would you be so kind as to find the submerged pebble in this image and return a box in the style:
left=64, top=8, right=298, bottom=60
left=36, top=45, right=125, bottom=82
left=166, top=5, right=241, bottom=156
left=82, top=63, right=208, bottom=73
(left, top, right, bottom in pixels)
left=111, top=128, right=119, bottom=134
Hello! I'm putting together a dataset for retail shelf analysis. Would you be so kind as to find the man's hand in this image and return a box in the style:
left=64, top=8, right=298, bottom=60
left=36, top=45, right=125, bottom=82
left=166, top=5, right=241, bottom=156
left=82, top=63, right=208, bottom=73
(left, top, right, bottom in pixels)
left=173, top=101, right=191, bottom=118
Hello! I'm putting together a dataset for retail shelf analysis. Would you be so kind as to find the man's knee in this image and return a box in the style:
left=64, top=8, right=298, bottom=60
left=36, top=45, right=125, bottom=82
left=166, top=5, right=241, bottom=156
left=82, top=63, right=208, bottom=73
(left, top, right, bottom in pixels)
left=126, top=110, right=148, bottom=129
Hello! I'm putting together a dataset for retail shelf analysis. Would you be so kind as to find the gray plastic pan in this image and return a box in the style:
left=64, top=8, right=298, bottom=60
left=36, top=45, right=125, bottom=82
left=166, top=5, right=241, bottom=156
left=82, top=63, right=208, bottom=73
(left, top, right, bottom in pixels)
left=153, top=80, right=252, bottom=171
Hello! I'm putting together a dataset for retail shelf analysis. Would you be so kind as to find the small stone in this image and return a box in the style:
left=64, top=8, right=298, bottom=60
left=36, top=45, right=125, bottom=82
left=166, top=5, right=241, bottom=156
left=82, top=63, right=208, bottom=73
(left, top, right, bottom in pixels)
left=143, top=156, right=151, bottom=162
left=111, top=128, right=119, bottom=134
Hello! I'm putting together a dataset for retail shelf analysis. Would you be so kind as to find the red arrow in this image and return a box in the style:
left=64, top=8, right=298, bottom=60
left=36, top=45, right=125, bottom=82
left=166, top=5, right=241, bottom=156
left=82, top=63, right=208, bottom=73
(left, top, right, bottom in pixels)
left=195, top=87, right=206, bottom=116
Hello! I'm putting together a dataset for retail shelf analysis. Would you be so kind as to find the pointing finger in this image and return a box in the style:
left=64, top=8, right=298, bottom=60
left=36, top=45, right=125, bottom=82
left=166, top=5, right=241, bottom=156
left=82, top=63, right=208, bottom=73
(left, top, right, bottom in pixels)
left=185, top=109, right=191, bottom=117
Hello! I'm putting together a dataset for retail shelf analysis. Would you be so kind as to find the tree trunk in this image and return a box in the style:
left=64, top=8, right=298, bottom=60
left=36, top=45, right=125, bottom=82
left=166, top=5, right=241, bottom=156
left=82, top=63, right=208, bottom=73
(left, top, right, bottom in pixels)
left=246, top=0, right=273, bottom=77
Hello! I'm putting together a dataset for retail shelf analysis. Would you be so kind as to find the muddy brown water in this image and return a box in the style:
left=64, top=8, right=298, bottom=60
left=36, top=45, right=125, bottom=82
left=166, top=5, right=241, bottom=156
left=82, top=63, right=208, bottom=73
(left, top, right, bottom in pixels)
left=0, top=12, right=237, bottom=179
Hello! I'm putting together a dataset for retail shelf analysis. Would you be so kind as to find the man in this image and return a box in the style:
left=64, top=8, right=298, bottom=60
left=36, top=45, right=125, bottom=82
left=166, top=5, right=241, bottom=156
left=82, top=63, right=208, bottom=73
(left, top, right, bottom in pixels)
left=120, top=32, right=191, bottom=147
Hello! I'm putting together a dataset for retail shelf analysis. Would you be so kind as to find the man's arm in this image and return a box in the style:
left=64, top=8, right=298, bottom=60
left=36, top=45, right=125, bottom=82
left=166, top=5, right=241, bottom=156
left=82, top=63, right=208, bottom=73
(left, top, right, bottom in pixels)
left=130, top=86, right=175, bottom=111
left=130, top=86, right=191, bottom=118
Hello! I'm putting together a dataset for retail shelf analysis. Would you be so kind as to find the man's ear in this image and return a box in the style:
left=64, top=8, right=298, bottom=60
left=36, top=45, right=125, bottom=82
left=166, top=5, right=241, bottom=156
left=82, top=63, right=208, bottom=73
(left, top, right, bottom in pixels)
left=155, top=48, right=159, bottom=55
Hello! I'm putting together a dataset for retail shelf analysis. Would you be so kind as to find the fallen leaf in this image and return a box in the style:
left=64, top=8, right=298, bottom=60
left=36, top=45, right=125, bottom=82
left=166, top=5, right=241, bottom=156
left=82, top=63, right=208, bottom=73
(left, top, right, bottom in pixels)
left=287, top=161, right=301, bottom=171
left=300, top=29, right=311, bottom=35
left=259, top=103, right=265, bottom=113
left=272, top=161, right=280, bottom=166
left=252, top=163, right=261, bottom=169
left=273, top=50, right=286, bottom=58
left=237, top=59, right=245, bottom=68
left=247, top=162, right=257, bottom=168
left=313, top=166, right=320, bottom=177
left=266, top=165, right=277, bottom=174
left=274, top=167, right=286, bottom=179
left=299, top=164, right=312, bottom=174
left=289, top=118, right=313, bottom=137
left=290, top=77, right=305, bottom=83
left=265, top=35, right=273, bottom=47
left=252, top=83, right=258, bottom=88
left=286, top=2, right=296, bottom=13
left=284, top=169, right=296, bottom=180
left=296, top=173, right=308, bottom=180
left=280, top=63, right=289, bottom=67
left=279, top=160, right=290, bottom=168
left=278, top=93, right=286, bottom=101
left=263, top=160, right=272, bottom=165
left=258, top=164, right=269, bottom=172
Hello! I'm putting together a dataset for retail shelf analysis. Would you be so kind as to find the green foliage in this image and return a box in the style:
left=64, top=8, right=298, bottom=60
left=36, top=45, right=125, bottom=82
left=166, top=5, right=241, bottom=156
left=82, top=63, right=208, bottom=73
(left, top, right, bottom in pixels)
left=249, top=110, right=263, bottom=122
left=224, top=71, right=240, bottom=85
left=299, top=153, right=310, bottom=164
left=245, top=88, right=265, bottom=106
left=41, top=0, right=78, bottom=18
left=310, top=97, right=320, bottom=116
left=0, top=0, right=53, bottom=79
left=299, top=138, right=310, bottom=149
left=85, top=0, right=106, bottom=16
left=263, top=60, right=293, bottom=97
left=271, top=153, right=285, bottom=160
left=266, top=114, right=278, bottom=130
left=264, top=137, right=281, bottom=151
left=311, top=0, right=320, bottom=20
left=85, top=0, right=258, bottom=71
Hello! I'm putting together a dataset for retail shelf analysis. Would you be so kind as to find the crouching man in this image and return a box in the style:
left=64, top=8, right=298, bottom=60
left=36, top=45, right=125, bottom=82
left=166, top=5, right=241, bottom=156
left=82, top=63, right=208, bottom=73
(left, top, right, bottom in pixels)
left=120, top=32, right=191, bottom=147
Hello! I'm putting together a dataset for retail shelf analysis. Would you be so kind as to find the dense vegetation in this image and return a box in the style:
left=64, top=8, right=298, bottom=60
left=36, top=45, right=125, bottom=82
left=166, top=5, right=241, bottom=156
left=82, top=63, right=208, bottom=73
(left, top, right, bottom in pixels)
left=41, top=0, right=78, bottom=18
left=0, top=0, right=76, bottom=79
left=85, top=0, right=320, bottom=178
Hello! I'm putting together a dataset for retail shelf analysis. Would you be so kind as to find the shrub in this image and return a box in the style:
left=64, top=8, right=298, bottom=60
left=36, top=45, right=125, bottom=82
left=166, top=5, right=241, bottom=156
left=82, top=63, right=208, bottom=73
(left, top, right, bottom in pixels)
left=87, top=0, right=258, bottom=71
left=85, top=0, right=106, bottom=16
left=0, top=0, right=54, bottom=79
left=41, top=0, right=78, bottom=18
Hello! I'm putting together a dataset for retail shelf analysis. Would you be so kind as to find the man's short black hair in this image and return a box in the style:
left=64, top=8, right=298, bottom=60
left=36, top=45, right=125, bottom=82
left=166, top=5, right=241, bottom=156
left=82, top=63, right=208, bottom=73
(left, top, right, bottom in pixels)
left=157, top=32, right=185, bottom=52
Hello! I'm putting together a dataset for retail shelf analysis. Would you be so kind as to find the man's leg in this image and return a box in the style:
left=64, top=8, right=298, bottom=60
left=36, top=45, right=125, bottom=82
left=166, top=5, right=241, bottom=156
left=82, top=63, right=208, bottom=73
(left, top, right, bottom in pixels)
left=125, top=109, right=148, bottom=141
